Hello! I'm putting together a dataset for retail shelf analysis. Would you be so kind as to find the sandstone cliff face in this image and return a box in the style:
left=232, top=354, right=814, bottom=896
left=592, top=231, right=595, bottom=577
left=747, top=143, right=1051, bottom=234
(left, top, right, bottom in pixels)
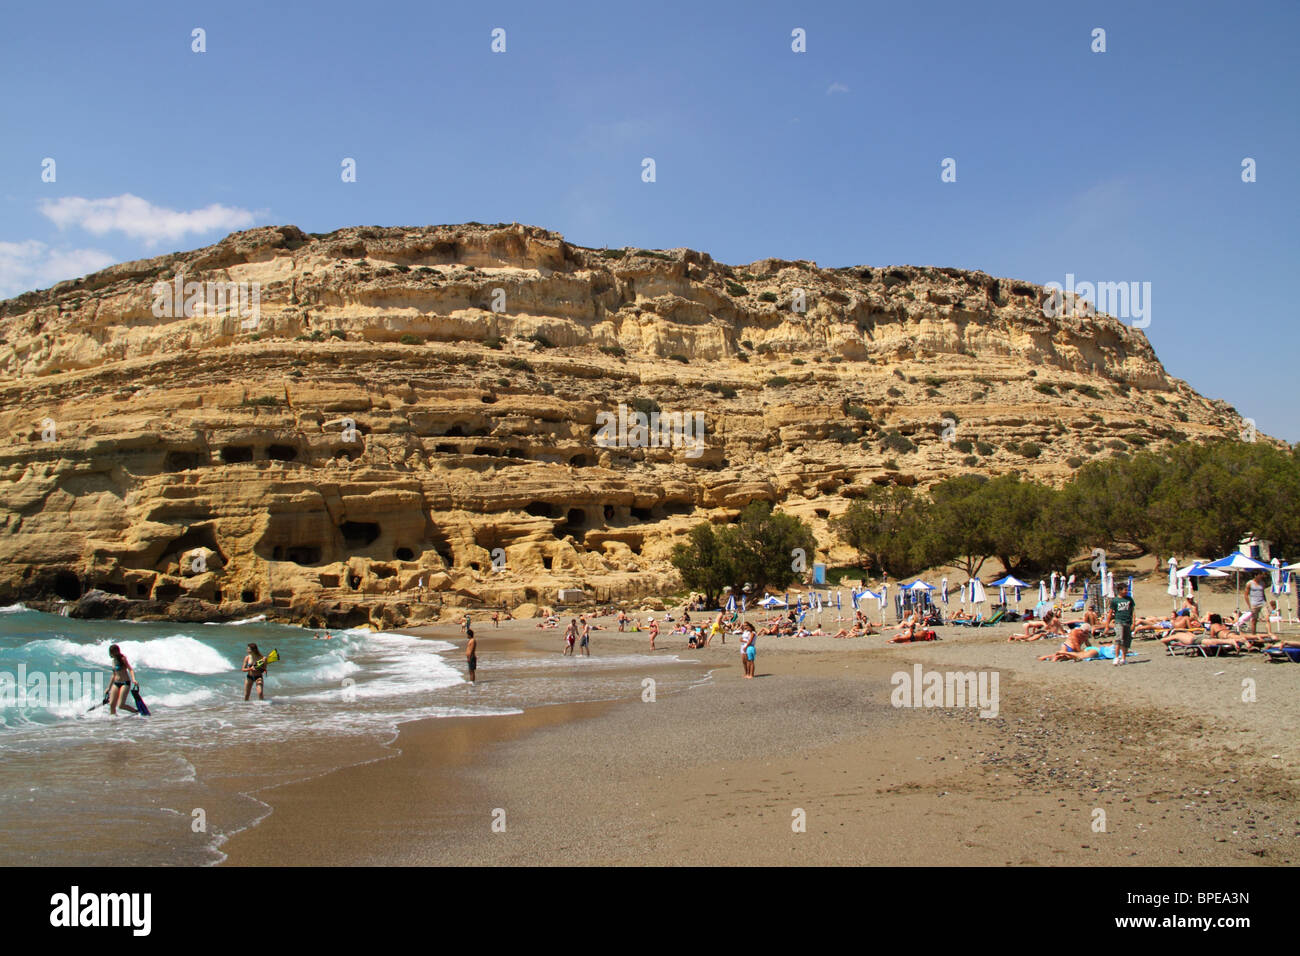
left=0, top=223, right=1257, bottom=626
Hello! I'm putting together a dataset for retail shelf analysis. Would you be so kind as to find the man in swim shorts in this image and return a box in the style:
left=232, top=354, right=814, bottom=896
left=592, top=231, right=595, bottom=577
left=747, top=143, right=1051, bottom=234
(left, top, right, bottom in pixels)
left=465, top=625, right=477, bottom=682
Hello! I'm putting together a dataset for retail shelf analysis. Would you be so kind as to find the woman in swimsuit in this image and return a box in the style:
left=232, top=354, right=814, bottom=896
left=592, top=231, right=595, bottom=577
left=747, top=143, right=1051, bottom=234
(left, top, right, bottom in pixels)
left=106, top=644, right=138, bottom=716
left=242, top=642, right=268, bottom=701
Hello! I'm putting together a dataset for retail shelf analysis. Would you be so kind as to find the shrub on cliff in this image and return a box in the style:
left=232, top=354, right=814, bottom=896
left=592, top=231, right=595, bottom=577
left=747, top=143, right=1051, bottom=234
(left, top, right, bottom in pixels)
left=766, top=376, right=790, bottom=388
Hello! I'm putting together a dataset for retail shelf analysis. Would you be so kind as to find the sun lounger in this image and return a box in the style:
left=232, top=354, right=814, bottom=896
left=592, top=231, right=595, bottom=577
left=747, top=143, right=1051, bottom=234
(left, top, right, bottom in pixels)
left=972, top=609, right=1006, bottom=628
left=1165, top=640, right=1241, bottom=658
left=1263, top=646, right=1300, bottom=663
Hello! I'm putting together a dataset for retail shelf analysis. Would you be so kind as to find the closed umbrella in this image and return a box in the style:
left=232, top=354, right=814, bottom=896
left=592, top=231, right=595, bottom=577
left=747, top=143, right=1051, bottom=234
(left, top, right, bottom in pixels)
left=1167, top=558, right=1180, bottom=610
left=940, top=577, right=949, bottom=604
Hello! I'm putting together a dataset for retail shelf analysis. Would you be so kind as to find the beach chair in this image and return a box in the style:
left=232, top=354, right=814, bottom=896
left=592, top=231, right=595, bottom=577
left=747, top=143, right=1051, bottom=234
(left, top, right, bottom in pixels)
left=1165, top=639, right=1241, bottom=658
left=1263, top=646, right=1300, bottom=663
left=972, top=609, right=1006, bottom=628
left=950, top=613, right=984, bottom=627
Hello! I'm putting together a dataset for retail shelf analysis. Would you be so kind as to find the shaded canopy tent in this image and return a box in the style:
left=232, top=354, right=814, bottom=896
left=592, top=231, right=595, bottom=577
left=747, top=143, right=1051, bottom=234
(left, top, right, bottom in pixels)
left=758, top=595, right=787, bottom=609
left=1203, top=551, right=1274, bottom=616
left=990, top=574, right=1028, bottom=608
left=900, top=580, right=935, bottom=616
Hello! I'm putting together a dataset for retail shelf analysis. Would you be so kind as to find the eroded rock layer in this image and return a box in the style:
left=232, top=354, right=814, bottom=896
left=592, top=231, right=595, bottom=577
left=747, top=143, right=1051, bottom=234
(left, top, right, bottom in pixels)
left=0, top=223, right=1256, bottom=626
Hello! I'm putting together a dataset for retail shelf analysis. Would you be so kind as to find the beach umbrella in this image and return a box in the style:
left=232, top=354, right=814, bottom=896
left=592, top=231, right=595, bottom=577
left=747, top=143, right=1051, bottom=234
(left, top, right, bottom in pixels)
left=836, top=590, right=842, bottom=610
left=1067, top=573, right=1076, bottom=593
left=759, top=595, right=786, bottom=608
left=784, top=591, right=790, bottom=608
left=990, top=574, right=1027, bottom=609
left=1167, top=558, right=1180, bottom=608
left=940, top=577, right=949, bottom=604
left=1204, top=551, right=1275, bottom=615
left=725, top=593, right=736, bottom=613
left=1271, top=557, right=1282, bottom=593
left=1284, top=561, right=1300, bottom=571
left=1127, top=574, right=1134, bottom=597
left=1038, top=580, right=1048, bottom=604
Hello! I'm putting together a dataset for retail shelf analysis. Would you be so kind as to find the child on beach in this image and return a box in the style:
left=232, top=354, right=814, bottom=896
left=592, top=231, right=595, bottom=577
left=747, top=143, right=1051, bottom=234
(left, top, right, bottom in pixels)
left=739, top=622, right=757, bottom=678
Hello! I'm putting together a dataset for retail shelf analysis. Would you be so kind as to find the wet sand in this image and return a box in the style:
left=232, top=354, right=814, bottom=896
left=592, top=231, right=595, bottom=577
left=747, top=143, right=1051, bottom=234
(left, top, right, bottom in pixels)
left=221, top=602, right=1300, bottom=866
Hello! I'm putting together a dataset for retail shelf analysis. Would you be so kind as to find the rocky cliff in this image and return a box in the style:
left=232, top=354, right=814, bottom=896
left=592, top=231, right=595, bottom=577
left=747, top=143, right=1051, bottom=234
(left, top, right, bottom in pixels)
left=0, top=223, right=1257, bottom=626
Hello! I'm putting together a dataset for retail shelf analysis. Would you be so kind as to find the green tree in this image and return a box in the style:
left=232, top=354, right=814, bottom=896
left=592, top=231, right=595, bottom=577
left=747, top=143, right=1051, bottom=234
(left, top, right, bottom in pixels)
left=669, top=523, right=732, bottom=608
left=832, top=486, right=927, bottom=578
left=718, top=502, right=816, bottom=595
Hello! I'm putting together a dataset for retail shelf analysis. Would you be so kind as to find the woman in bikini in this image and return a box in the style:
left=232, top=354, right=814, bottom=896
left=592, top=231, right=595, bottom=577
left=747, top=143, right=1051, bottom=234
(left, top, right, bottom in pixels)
left=242, top=642, right=268, bottom=701
left=106, top=644, right=138, bottom=716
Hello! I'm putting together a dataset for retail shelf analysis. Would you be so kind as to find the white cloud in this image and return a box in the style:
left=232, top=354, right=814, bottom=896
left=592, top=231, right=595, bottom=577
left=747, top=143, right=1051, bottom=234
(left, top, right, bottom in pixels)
left=0, top=240, right=116, bottom=300
left=826, top=82, right=850, bottom=95
left=40, top=194, right=258, bottom=245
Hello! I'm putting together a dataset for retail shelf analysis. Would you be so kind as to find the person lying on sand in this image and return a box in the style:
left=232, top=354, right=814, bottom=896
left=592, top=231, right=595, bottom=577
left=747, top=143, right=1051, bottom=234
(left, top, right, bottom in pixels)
left=1039, top=643, right=1120, bottom=662
left=831, top=621, right=876, bottom=639
left=1009, top=613, right=1065, bottom=642
left=949, top=608, right=973, bottom=622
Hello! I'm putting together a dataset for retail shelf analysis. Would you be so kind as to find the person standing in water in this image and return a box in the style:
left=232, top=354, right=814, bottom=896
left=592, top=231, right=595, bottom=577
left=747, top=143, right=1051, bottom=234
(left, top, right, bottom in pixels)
left=106, top=645, right=138, bottom=716
left=465, top=625, right=477, bottom=683
left=563, top=619, right=577, bottom=656
left=579, top=617, right=591, bottom=657
left=242, top=642, right=269, bottom=701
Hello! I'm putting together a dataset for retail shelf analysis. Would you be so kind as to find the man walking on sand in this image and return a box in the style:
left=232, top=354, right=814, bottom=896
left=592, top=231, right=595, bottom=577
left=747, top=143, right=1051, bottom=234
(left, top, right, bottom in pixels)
left=1244, top=572, right=1269, bottom=635
left=1104, top=583, right=1136, bottom=666
left=465, top=624, right=477, bottom=683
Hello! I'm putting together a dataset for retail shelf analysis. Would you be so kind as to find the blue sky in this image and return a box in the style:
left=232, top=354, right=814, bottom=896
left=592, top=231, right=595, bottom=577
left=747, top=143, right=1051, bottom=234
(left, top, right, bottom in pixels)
left=2, top=0, right=1296, bottom=439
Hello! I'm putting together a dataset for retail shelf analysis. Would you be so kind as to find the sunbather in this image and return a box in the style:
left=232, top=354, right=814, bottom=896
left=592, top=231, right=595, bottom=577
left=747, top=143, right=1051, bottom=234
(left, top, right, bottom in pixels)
left=1008, top=613, right=1065, bottom=642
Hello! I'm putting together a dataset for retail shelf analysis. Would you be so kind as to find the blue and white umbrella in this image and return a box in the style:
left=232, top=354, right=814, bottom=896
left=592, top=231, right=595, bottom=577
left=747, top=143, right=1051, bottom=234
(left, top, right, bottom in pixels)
left=1204, top=551, right=1275, bottom=615
left=725, top=594, right=736, bottom=613
left=940, top=577, right=949, bottom=604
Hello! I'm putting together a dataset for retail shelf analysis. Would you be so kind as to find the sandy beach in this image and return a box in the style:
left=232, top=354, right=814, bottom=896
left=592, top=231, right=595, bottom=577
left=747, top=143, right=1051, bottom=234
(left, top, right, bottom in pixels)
left=220, top=574, right=1300, bottom=866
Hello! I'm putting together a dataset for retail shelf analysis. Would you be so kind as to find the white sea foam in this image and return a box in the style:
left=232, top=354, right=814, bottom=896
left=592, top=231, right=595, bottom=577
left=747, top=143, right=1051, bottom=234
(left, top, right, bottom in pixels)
left=28, top=635, right=234, bottom=674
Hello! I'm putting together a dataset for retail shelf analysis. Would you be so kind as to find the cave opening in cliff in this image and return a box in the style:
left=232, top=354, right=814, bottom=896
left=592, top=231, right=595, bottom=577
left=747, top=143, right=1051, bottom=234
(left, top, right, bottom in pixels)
left=213, top=587, right=223, bottom=602
left=542, top=556, right=553, bottom=570
left=153, top=583, right=182, bottom=601
left=525, top=502, right=559, bottom=519
left=435, top=444, right=457, bottom=454
left=372, top=565, right=395, bottom=579
left=394, top=547, right=415, bottom=561
left=603, top=504, right=615, bottom=521
left=630, top=506, right=653, bottom=521
left=558, top=508, right=588, bottom=537
left=340, top=521, right=381, bottom=549
left=266, top=444, right=298, bottom=462
left=347, top=574, right=362, bottom=590
left=164, top=450, right=207, bottom=472
left=472, top=446, right=495, bottom=457
left=570, top=454, right=591, bottom=467
left=53, top=571, right=82, bottom=600
left=220, top=445, right=254, bottom=463
left=241, top=588, right=258, bottom=603
left=334, top=444, right=363, bottom=461
left=444, top=425, right=465, bottom=437
left=161, top=526, right=227, bottom=570
left=282, top=546, right=321, bottom=565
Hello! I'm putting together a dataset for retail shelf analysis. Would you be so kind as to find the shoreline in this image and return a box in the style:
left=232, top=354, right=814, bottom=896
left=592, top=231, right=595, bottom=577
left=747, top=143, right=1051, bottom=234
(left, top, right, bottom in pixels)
left=220, top=610, right=1300, bottom=866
